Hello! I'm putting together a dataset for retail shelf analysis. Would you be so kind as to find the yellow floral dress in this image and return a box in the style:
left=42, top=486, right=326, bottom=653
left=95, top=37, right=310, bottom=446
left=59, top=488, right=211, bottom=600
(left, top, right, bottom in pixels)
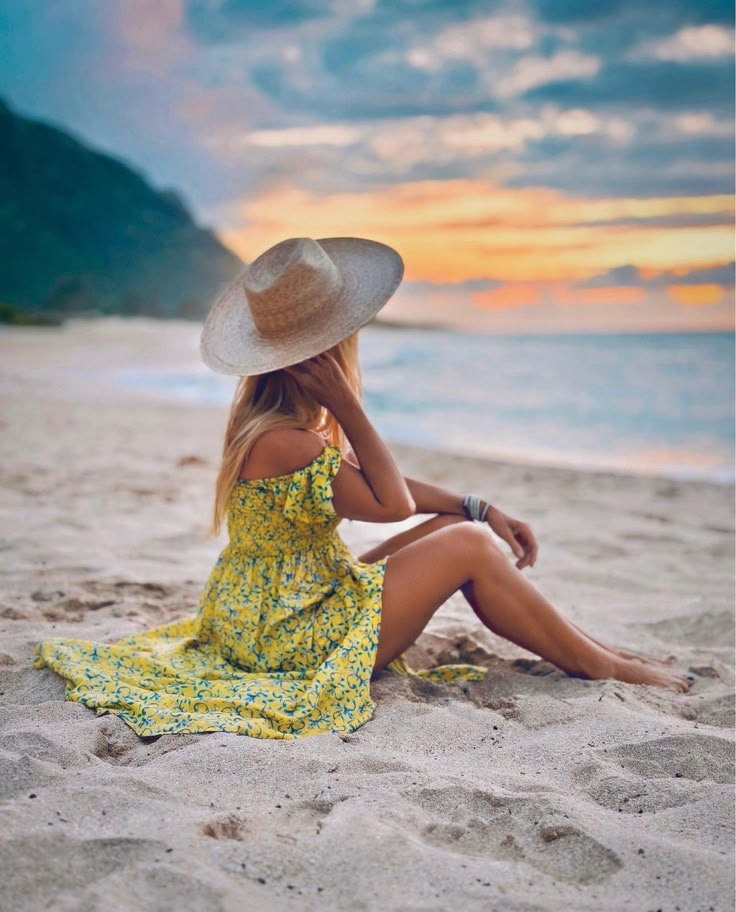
left=33, top=445, right=488, bottom=739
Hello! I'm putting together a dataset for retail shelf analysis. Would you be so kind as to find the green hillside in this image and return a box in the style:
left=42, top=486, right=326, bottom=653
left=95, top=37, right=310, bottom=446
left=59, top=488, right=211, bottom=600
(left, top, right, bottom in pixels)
left=0, top=98, right=242, bottom=321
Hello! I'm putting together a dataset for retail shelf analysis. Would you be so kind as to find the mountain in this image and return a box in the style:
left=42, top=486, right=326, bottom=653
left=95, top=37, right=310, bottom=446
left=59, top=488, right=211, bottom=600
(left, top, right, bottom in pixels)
left=0, top=98, right=243, bottom=320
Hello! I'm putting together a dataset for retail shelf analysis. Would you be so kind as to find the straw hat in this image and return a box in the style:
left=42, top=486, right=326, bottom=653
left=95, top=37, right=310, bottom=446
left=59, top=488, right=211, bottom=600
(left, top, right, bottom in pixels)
left=200, top=236, right=404, bottom=375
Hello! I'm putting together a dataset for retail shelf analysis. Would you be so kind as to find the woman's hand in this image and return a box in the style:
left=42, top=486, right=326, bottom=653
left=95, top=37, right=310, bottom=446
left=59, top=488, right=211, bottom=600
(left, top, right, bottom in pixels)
left=484, top=505, right=538, bottom=570
left=283, top=352, right=357, bottom=417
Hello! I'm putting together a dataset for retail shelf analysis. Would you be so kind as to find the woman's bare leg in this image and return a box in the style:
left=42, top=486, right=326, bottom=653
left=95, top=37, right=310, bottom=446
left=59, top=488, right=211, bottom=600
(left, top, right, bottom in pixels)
left=372, top=520, right=688, bottom=691
left=360, top=514, right=673, bottom=669
left=565, top=618, right=676, bottom=666
left=357, top=513, right=463, bottom=564
left=464, top=581, right=674, bottom=669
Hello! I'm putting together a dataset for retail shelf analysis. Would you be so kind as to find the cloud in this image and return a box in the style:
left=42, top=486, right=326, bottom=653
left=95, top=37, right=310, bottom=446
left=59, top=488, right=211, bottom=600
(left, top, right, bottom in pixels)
left=225, top=107, right=615, bottom=160
left=675, top=111, right=733, bottom=136
left=215, top=178, right=734, bottom=291
left=422, top=274, right=730, bottom=333
left=652, top=261, right=736, bottom=286
left=404, top=13, right=538, bottom=72
left=471, top=284, right=547, bottom=311
left=523, top=58, right=735, bottom=112
left=574, top=260, right=735, bottom=289
left=405, top=277, right=504, bottom=293
left=632, top=24, right=735, bottom=62
left=576, top=265, right=642, bottom=287
left=494, top=50, right=601, bottom=99
left=667, top=284, right=725, bottom=306
left=203, top=99, right=733, bottom=212
left=241, top=123, right=362, bottom=147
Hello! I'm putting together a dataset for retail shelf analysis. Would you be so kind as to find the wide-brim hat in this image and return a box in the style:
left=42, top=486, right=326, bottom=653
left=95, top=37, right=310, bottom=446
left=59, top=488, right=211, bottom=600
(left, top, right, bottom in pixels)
left=200, top=236, right=404, bottom=376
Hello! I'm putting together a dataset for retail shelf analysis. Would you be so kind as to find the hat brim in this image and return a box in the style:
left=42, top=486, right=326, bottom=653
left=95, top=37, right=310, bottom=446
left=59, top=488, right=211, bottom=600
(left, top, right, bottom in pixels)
left=200, top=237, right=404, bottom=376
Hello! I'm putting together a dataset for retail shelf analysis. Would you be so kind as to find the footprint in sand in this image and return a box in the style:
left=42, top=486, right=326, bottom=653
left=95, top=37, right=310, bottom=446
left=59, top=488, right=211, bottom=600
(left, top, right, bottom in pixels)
left=1, top=605, right=33, bottom=621
left=575, top=732, right=734, bottom=818
left=602, top=733, right=734, bottom=785
left=395, top=784, right=622, bottom=885
left=40, top=596, right=116, bottom=623
left=575, top=758, right=705, bottom=815
left=91, top=719, right=142, bottom=766
left=201, top=792, right=347, bottom=844
left=91, top=719, right=200, bottom=767
left=110, top=581, right=170, bottom=598
left=467, top=692, right=521, bottom=720
left=201, top=813, right=250, bottom=841
left=30, top=590, right=66, bottom=603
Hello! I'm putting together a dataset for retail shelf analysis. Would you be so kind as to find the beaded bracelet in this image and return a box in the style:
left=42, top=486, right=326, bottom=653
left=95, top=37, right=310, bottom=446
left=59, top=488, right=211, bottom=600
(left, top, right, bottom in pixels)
left=462, top=494, right=490, bottom=523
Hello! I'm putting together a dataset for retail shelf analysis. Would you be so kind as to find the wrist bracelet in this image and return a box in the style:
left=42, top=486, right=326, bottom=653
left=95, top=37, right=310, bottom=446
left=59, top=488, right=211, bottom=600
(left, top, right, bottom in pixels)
left=462, top=494, right=490, bottom=522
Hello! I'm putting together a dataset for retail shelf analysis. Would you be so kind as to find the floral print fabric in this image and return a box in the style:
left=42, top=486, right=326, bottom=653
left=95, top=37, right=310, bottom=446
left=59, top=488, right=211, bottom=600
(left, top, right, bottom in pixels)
left=33, top=445, right=488, bottom=739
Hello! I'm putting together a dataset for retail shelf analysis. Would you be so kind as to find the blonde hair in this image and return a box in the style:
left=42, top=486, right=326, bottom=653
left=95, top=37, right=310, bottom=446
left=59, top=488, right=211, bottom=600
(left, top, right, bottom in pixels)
left=210, top=331, right=362, bottom=536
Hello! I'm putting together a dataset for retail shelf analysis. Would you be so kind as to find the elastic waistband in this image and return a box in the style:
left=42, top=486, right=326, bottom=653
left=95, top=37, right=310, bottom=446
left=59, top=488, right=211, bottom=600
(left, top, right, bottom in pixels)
left=224, top=531, right=349, bottom=559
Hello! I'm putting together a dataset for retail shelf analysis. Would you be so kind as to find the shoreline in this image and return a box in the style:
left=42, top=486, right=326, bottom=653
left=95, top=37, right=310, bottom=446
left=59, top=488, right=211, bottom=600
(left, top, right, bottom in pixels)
left=1, top=317, right=732, bottom=489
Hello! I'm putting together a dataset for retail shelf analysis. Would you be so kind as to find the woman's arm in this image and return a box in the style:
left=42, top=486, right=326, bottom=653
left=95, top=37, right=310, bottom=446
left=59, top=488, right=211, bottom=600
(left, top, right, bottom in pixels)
left=342, top=447, right=487, bottom=518
left=284, top=353, right=415, bottom=521
left=401, top=475, right=476, bottom=517
left=333, top=398, right=416, bottom=517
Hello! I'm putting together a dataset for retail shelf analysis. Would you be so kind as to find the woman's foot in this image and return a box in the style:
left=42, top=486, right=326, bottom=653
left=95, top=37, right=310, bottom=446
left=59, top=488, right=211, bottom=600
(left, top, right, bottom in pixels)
left=569, top=622, right=675, bottom=669
left=584, top=652, right=690, bottom=692
left=607, top=645, right=675, bottom=669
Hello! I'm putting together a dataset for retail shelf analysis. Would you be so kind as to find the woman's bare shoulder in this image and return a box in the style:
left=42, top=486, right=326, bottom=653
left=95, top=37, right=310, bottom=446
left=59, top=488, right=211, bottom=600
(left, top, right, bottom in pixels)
left=239, top=428, right=328, bottom=480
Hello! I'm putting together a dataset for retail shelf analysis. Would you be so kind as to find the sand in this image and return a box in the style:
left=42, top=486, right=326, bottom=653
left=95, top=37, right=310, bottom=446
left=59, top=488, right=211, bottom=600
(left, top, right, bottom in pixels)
left=0, top=318, right=734, bottom=912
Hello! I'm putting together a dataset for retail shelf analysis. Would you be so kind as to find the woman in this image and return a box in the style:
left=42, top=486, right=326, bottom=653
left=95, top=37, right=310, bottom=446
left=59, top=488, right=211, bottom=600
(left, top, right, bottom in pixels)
left=34, top=237, right=688, bottom=740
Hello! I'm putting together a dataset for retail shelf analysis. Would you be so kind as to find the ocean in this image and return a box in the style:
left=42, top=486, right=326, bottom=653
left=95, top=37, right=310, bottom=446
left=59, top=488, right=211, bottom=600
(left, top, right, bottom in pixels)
left=116, top=325, right=735, bottom=484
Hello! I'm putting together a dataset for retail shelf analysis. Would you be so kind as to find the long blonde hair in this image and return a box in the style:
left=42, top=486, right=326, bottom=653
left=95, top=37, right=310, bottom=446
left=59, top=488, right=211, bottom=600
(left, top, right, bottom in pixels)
left=210, top=331, right=362, bottom=536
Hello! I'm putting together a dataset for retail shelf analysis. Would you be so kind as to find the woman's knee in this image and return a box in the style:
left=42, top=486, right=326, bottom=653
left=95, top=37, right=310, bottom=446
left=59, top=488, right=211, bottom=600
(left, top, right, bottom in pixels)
left=430, top=514, right=501, bottom=549
left=445, top=521, right=504, bottom=569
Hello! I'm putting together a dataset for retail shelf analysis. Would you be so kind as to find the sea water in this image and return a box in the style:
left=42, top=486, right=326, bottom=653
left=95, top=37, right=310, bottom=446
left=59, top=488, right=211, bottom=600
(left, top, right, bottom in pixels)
left=115, top=326, right=735, bottom=484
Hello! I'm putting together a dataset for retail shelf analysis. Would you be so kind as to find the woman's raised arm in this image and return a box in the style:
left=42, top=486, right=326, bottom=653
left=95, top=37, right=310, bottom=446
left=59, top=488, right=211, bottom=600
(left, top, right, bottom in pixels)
left=284, top=352, right=416, bottom=522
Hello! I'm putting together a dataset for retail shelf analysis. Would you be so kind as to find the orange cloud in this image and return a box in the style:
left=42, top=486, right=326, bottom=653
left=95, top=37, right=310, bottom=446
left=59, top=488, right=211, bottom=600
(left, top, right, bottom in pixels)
left=667, top=283, right=726, bottom=306
left=472, top=282, right=647, bottom=311
left=472, top=284, right=541, bottom=310
left=219, top=178, right=734, bottom=286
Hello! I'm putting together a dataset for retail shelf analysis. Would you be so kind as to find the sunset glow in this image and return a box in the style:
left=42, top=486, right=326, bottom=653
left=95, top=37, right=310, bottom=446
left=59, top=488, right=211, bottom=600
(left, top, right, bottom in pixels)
left=668, top=283, right=726, bottom=306
left=1, top=0, right=733, bottom=331
left=220, top=182, right=734, bottom=288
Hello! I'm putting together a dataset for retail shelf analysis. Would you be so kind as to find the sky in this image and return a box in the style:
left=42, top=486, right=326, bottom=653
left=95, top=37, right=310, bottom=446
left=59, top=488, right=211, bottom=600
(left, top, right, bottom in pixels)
left=1, top=0, right=734, bottom=332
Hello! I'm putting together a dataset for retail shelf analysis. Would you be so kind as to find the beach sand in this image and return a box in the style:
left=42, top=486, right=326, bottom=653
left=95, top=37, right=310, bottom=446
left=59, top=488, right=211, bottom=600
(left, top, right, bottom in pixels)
left=1, top=318, right=734, bottom=912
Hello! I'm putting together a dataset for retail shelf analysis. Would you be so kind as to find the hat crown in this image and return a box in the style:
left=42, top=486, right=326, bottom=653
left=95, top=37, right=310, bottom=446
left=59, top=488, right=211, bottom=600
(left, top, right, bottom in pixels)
left=243, top=237, right=344, bottom=337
